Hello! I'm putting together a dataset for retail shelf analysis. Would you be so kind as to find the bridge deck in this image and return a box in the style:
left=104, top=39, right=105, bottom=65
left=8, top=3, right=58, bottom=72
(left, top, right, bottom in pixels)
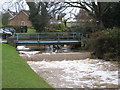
left=16, top=40, right=80, bottom=44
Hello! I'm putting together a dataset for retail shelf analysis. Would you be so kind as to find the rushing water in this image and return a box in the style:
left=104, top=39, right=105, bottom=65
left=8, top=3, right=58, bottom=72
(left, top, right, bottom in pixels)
left=27, top=59, right=118, bottom=88
left=18, top=46, right=119, bottom=88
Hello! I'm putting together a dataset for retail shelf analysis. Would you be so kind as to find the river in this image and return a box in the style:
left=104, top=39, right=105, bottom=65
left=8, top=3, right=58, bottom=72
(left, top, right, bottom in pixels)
left=19, top=50, right=119, bottom=88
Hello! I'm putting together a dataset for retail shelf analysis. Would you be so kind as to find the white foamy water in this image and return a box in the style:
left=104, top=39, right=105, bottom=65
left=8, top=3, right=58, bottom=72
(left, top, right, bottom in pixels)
left=17, top=46, right=30, bottom=50
left=19, top=51, right=40, bottom=57
left=27, top=59, right=118, bottom=88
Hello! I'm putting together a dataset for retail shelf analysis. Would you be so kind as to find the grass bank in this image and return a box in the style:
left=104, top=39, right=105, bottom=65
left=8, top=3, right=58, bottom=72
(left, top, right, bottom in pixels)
left=27, top=28, right=36, bottom=33
left=2, top=44, right=53, bottom=88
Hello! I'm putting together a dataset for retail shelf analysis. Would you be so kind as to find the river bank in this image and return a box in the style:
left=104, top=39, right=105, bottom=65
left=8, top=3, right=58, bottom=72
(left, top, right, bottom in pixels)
left=2, top=44, right=52, bottom=88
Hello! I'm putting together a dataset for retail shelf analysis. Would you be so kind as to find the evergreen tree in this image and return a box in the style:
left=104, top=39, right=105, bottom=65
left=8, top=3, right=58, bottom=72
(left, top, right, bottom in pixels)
left=2, top=13, right=10, bottom=26
left=27, top=2, right=50, bottom=32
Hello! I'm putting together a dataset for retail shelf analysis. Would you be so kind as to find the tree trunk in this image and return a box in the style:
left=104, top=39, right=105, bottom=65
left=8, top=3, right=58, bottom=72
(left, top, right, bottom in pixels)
left=96, top=18, right=105, bottom=31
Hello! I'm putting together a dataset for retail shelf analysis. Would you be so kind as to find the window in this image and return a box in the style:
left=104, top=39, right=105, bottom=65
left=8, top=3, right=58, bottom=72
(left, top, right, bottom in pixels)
left=21, top=21, right=25, bottom=26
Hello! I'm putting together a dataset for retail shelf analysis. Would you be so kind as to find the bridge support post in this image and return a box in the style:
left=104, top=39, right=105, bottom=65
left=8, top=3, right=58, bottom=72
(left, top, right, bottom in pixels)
left=38, top=33, right=39, bottom=41
left=58, top=33, right=60, bottom=41
left=16, top=34, right=19, bottom=41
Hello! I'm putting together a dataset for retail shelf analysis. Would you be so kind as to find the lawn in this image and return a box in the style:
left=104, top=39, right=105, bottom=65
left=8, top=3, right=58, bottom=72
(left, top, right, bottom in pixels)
left=2, top=44, right=53, bottom=88
left=27, top=28, right=36, bottom=33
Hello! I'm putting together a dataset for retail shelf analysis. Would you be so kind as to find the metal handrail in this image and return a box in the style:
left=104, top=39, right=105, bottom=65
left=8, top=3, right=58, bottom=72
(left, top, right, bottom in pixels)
left=14, top=32, right=82, bottom=41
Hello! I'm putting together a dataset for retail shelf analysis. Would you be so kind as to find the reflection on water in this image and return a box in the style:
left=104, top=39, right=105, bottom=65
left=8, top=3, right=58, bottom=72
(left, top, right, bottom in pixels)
left=46, top=45, right=71, bottom=53
left=17, top=45, right=71, bottom=53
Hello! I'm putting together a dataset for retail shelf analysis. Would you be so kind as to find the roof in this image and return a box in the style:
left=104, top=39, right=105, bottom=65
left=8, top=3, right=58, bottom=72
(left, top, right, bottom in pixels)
left=9, top=10, right=29, bottom=21
left=8, top=11, right=17, bottom=16
left=49, top=18, right=58, bottom=22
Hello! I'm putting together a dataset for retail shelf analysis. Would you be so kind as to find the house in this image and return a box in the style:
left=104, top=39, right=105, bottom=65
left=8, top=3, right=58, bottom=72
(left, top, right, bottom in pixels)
left=75, top=9, right=94, bottom=25
left=65, top=9, right=95, bottom=28
left=49, top=18, right=62, bottom=24
left=66, top=19, right=79, bottom=27
left=8, top=10, right=32, bottom=27
left=49, top=13, right=67, bottom=25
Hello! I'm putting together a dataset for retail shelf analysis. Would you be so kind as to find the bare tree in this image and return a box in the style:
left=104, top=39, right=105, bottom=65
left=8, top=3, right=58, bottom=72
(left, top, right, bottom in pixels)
left=2, top=0, right=27, bottom=13
left=65, top=1, right=114, bottom=30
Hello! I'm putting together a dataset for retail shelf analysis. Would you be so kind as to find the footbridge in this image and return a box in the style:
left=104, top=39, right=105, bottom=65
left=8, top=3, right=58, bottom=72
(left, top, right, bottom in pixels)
left=14, top=32, right=82, bottom=45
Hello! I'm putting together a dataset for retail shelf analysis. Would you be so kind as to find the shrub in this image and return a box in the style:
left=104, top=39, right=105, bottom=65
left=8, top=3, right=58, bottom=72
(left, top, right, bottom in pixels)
left=70, top=25, right=94, bottom=35
left=48, top=23, right=68, bottom=32
left=7, top=36, right=16, bottom=47
left=27, top=28, right=36, bottom=33
left=88, top=27, right=120, bottom=61
left=14, top=26, right=28, bottom=33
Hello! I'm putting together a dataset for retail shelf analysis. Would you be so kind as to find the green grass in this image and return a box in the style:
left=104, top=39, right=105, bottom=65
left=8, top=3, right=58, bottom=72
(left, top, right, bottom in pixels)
left=0, top=43, right=2, bottom=89
left=27, top=28, right=36, bottom=33
left=2, top=44, right=53, bottom=88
